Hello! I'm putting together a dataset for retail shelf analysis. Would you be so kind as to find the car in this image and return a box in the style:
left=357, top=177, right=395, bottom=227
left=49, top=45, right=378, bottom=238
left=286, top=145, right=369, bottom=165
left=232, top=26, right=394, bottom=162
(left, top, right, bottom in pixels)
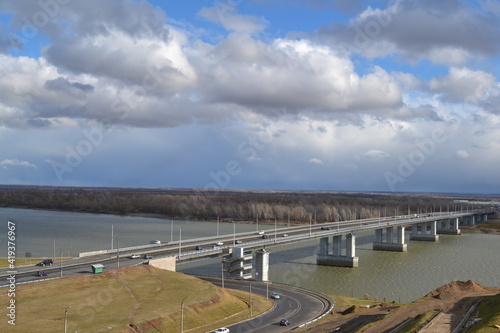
left=214, top=328, right=230, bottom=333
left=129, top=254, right=140, bottom=259
left=262, top=234, right=268, bottom=239
left=36, top=259, right=53, bottom=266
left=235, top=240, right=243, bottom=244
left=280, top=319, right=291, bottom=326
left=215, top=241, right=224, bottom=246
left=270, top=292, right=280, bottom=299
left=195, top=246, right=204, bottom=250
left=144, top=254, right=153, bottom=259
left=35, top=271, right=48, bottom=276
left=282, top=234, right=288, bottom=237
left=256, top=231, right=265, bottom=235
left=321, top=227, right=331, bottom=230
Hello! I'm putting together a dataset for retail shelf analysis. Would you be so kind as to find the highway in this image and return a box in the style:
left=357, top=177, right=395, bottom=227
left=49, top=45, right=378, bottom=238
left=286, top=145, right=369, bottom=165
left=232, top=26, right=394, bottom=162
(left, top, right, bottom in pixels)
left=201, top=277, right=333, bottom=333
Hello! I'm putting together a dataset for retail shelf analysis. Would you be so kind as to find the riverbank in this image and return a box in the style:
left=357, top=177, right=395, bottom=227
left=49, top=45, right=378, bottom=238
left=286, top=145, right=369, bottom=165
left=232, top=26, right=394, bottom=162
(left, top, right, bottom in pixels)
left=300, top=280, right=500, bottom=333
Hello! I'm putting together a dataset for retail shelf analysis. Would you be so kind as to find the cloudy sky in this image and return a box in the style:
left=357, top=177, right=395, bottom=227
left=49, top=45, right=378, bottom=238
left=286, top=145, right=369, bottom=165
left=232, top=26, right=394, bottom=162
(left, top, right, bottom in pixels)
left=0, top=0, right=499, bottom=193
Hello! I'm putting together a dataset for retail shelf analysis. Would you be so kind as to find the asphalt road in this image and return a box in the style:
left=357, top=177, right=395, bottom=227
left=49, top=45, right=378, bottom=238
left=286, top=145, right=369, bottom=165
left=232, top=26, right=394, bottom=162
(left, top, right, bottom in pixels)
left=202, top=277, right=333, bottom=333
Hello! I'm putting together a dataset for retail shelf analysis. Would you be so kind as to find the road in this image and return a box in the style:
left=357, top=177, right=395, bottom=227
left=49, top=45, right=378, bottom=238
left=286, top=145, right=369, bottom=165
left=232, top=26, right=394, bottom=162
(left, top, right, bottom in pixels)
left=201, top=277, right=333, bottom=333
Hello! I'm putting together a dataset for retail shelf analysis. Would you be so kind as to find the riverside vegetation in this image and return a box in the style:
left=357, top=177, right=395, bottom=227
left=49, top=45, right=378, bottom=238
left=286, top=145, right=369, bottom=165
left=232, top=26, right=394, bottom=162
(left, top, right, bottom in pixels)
left=0, top=185, right=497, bottom=224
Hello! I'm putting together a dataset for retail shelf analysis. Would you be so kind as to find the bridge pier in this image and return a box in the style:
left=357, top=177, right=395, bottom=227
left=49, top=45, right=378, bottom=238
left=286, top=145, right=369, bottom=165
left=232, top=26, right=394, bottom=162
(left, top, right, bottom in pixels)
left=254, top=248, right=269, bottom=281
left=317, top=234, right=359, bottom=268
left=437, top=218, right=461, bottom=235
left=373, top=226, right=407, bottom=252
left=410, top=221, right=439, bottom=241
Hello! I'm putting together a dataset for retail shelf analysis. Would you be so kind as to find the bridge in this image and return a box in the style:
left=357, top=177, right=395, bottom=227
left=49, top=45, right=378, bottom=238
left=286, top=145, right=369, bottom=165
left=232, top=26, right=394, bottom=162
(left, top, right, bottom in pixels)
left=74, top=209, right=495, bottom=278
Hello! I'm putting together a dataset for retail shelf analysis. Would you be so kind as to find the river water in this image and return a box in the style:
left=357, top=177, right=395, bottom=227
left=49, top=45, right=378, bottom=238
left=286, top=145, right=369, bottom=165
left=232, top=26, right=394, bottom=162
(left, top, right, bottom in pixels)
left=1, top=207, right=499, bottom=303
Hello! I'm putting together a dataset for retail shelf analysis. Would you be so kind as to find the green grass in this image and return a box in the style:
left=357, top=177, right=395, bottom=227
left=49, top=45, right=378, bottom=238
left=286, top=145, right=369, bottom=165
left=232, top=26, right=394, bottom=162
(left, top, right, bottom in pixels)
left=0, top=265, right=272, bottom=332
left=465, top=294, right=500, bottom=333
left=398, top=311, right=439, bottom=333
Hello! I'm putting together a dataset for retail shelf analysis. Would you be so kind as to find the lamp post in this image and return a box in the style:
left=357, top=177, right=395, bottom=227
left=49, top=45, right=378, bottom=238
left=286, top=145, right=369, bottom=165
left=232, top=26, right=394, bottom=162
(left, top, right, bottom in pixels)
left=217, top=216, right=219, bottom=237
left=249, top=283, right=253, bottom=317
left=64, top=306, right=71, bottom=333
left=59, top=248, right=63, bottom=278
left=171, top=219, right=174, bottom=243
left=176, top=227, right=182, bottom=259
left=180, top=297, right=187, bottom=333
left=232, top=222, right=236, bottom=247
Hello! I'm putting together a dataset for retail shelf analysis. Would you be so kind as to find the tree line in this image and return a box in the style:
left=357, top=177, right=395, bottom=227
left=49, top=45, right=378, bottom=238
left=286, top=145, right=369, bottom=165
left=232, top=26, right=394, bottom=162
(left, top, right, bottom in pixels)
left=0, top=186, right=480, bottom=224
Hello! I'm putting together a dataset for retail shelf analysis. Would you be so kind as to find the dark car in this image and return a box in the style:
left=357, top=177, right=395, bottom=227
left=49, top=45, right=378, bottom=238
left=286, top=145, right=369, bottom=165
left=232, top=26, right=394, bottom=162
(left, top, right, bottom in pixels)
left=262, top=235, right=269, bottom=239
left=280, top=319, right=291, bottom=326
left=36, top=259, right=53, bottom=266
left=195, top=246, right=204, bottom=250
left=321, top=227, right=330, bottom=230
left=35, top=271, right=48, bottom=276
left=144, top=254, right=153, bottom=259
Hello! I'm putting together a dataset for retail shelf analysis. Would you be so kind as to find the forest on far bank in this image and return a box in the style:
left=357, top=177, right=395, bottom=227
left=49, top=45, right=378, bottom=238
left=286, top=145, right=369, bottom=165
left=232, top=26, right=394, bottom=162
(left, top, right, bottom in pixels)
left=0, top=186, right=496, bottom=224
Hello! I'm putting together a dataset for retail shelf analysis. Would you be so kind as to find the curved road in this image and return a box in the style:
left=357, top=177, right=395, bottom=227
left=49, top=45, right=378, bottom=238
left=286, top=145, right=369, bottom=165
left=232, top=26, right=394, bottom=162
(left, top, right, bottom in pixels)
left=201, top=277, right=333, bottom=333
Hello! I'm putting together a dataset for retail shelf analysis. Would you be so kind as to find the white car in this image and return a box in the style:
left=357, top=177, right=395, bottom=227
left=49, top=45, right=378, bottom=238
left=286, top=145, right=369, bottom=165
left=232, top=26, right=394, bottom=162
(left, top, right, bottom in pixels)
left=256, top=231, right=265, bottom=235
left=270, top=292, right=280, bottom=299
left=129, top=254, right=140, bottom=259
left=214, top=328, right=230, bottom=333
left=215, top=241, right=224, bottom=246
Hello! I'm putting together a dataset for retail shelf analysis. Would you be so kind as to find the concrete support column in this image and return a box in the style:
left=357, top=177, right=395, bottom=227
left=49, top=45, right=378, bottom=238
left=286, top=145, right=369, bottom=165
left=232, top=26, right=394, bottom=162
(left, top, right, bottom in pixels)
left=410, top=222, right=439, bottom=242
left=319, top=237, right=329, bottom=255
left=412, top=223, right=418, bottom=234
left=317, top=234, right=359, bottom=268
left=346, top=233, right=355, bottom=258
left=483, top=214, right=488, bottom=222
left=396, top=226, right=405, bottom=244
left=332, top=235, right=342, bottom=256
left=254, top=248, right=269, bottom=282
left=437, top=217, right=461, bottom=235
left=386, top=227, right=393, bottom=243
left=373, top=226, right=407, bottom=252
left=445, top=220, right=451, bottom=229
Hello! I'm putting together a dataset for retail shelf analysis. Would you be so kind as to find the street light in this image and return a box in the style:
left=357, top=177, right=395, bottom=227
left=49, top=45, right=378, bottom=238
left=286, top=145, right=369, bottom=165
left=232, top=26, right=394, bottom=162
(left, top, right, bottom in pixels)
left=180, top=297, right=187, bottom=333
left=64, top=306, right=71, bottom=333
left=232, top=222, right=236, bottom=247
left=249, top=283, right=253, bottom=317
left=59, top=248, right=63, bottom=278
left=176, top=227, right=182, bottom=259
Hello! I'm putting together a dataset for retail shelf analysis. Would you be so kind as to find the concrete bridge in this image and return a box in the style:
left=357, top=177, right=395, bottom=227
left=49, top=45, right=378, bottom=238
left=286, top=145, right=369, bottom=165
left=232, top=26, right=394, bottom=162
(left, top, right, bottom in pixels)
left=76, top=209, right=496, bottom=278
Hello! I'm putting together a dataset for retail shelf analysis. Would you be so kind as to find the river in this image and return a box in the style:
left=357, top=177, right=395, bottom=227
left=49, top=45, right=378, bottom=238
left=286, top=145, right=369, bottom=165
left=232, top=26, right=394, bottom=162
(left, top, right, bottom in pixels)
left=1, top=207, right=499, bottom=303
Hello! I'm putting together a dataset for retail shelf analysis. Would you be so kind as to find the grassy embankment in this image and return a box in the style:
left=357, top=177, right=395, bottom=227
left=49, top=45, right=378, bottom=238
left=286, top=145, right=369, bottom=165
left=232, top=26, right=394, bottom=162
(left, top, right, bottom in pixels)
left=0, top=265, right=272, bottom=332
left=466, top=293, right=500, bottom=333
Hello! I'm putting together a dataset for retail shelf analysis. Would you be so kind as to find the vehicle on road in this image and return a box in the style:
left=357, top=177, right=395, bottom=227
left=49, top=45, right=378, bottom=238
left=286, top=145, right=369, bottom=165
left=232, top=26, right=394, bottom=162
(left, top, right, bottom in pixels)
left=215, top=241, right=224, bottom=246
left=36, top=259, right=53, bottom=266
left=35, top=271, right=48, bottom=276
left=280, top=319, right=291, bottom=326
left=262, top=234, right=269, bottom=239
left=282, top=234, right=288, bottom=237
left=321, top=227, right=330, bottom=230
left=213, top=328, right=230, bottom=333
left=129, top=254, right=140, bottom=259
left=270, top=292, right=280, bottom=299
left=235, top=240, right=243, bottom=244
left=144, top=254, right=153, bottom=259
left=256, top=231, right=265, bottom=235
left=195, top=246, right=204, bottom=250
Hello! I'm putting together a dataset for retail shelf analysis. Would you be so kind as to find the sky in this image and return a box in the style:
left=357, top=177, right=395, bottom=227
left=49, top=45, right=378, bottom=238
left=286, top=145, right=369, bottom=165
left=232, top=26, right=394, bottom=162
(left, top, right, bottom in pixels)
left=0, top=0, right=500, bottom=193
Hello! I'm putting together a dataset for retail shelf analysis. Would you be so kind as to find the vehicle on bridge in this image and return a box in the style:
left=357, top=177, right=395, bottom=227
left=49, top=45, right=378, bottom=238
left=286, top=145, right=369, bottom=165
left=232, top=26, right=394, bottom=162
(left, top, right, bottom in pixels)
left=35, top=271, right=48, bottom=277
left=195, top=246, right=204, bottom=250
left=256, top=231, right=265, bottom=235
left=215, top=241, right=224, bottom=246
left=36, top=259, right=53, bottom=266
left=129, top=254, right=140, bottom=259
left=270, top=292, right=280, bottom=299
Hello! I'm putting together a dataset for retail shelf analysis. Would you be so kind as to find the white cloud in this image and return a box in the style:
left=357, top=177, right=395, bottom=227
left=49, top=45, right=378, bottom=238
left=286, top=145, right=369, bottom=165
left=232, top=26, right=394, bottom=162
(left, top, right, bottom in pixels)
left=0, top=159, right=37, bottom=168
left=308, top=157, right=323, bottom=164
left=455, top=150, right=470, bottom=160
left=363, top=150, right=391, bottom=161
left=430, top=68, right=496, bottom=104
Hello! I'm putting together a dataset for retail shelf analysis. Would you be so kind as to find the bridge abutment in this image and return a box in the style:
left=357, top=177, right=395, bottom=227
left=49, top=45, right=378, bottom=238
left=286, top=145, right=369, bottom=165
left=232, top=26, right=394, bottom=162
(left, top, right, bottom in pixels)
left=373, top=226, right=407, bottom=252
left=410, top=221, right=439, bottom=241
left=317, top=233, right=359, bottom=268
